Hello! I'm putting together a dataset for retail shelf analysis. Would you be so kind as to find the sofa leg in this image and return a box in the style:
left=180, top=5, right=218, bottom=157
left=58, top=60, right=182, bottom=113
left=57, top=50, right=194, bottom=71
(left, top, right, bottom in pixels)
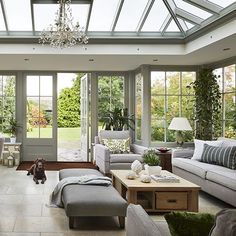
left=69, top=216, right=74, bottom=229
left=118, top=216, right=125, bottom=228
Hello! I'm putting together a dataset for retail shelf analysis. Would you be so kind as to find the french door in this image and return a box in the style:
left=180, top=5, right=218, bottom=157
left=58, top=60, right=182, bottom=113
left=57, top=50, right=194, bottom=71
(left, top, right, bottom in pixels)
left=22, top=73, right=57, bottom=161
left=80, top=74, right=90, bottom=161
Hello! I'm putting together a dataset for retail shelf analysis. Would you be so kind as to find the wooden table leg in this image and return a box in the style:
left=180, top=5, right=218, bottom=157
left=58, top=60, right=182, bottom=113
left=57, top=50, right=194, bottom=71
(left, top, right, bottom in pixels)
left=127, top=189, right=136, bottom=204
left=188, top=190, right=199, bottom=212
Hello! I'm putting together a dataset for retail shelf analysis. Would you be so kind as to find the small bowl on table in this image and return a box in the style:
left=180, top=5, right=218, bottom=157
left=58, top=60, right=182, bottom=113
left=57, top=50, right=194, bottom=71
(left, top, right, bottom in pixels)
left=157, top=147, right=170, bottom=153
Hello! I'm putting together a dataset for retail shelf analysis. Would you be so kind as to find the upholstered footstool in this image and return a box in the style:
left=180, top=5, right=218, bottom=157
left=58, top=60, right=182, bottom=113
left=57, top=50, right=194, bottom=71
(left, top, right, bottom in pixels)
left=59, top=168, right=127, bottom=229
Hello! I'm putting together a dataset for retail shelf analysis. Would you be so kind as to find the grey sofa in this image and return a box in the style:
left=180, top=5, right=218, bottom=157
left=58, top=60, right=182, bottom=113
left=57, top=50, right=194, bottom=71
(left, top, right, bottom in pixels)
left=126, top=204, right=236, bottom=236
left=94, top=130, right=147, bottom=174
left=172, top=137, right=236, bottom=207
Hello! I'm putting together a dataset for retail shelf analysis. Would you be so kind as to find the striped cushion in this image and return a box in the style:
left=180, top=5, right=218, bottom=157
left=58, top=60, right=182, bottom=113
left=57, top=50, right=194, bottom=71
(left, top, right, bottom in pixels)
left=201, top=144, right=236, bottom=169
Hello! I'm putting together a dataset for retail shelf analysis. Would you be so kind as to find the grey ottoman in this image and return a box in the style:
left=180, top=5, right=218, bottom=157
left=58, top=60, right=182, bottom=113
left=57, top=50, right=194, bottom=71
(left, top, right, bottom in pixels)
left=59, top=168, right=127, bottom=229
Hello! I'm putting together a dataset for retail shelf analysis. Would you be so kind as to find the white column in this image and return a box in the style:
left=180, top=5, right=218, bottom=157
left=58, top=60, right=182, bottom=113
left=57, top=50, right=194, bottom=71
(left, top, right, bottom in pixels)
left=141, top=65, right=151, bottom=147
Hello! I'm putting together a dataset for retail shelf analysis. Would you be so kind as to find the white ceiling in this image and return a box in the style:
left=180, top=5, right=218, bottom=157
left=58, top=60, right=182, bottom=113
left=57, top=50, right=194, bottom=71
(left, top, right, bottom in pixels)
left=0, top=19, right=235, bottom=71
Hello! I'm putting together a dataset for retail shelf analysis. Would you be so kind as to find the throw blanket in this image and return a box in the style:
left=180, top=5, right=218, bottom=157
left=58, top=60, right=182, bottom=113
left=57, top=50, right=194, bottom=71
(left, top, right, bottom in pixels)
left=49, top=175, right=112, bottom=208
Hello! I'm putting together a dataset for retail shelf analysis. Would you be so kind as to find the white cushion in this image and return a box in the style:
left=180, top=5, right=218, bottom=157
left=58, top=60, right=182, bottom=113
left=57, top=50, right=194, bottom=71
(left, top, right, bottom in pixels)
left=217, top=137, right=236, bottom=147
left=191, top=139, right=223, bottom=161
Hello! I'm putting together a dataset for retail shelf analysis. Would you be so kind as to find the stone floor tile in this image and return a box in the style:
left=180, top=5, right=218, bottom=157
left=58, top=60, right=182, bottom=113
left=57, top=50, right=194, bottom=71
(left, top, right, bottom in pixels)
left=0, top=217, right=16, bottom=232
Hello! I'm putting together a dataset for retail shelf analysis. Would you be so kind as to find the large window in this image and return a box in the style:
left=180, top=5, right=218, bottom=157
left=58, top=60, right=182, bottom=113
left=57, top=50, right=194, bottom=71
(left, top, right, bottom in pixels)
left=26, top=75, right=53, bottom=138
left=151, top=71, right=195, bottom=142
left=98, top=75, right=124, bottom=129
left=0, top=75, right=16, bottom=136
left=214, top=64, right=236, bottom=138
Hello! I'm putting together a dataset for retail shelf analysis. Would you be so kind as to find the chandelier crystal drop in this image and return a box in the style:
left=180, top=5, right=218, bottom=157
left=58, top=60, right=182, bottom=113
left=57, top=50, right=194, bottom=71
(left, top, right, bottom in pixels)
left=39, top=0, right=88, bottom=49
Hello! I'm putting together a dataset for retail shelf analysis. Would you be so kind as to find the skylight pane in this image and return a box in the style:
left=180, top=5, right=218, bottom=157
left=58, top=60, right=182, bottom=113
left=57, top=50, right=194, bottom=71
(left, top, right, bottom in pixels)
left=0, top=7, right=5, bottom=30
left=175, top=0, right=212, bottom=20
left=185, top=21, right=195, bottom=29
left=166, top=20, right=180, bottom=32
left=207, top=0, right=235, bottom=8
left=34, top=4, right=59, bottom=31
left=88, top=0, right=119, bottom=31
left=115, top=0, right=149, bottom=31
left=142, top=0, right=169, bottom=31
left=71, top=5, right=89, bottom=29
left=34, top=4, right=89, bottom=31
left=4, top=0, right=31, bottom=31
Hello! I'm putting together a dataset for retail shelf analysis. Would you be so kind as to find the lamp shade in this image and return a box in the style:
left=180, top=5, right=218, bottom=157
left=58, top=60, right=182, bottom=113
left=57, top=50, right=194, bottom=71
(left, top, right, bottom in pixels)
left=168, top=117, right=192, bottom=131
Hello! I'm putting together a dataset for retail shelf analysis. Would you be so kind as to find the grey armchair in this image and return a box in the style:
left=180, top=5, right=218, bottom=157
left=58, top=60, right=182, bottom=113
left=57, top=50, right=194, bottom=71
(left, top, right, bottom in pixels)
left=94, top=130, right=147, bottom=174
left=126, top=204, right=236, bottom=236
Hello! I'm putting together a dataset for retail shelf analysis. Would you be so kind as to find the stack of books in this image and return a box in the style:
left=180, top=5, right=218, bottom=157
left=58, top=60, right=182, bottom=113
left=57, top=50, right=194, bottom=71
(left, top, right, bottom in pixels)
left=151, top=174, right=180, bottom=183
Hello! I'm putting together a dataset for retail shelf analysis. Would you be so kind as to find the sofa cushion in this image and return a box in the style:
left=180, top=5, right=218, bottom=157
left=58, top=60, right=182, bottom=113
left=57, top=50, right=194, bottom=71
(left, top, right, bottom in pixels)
left=206, top=168, right=236, bottom=191
left=102, top=138, right=130, bottom=154
left=59, top=168, right=103, bottom=180
left=192, top=139, right=223, bottom=161
left=110, top=153, right=143, bottom=163
left=164, top=211, right=215, bottom=236
left=99, top=130, right=130, bottom=142
left=201, top=144, right=236, bottom=169
left=217, top=137, right=236, bottom=147
left=172, top=158, right=214, bottom=179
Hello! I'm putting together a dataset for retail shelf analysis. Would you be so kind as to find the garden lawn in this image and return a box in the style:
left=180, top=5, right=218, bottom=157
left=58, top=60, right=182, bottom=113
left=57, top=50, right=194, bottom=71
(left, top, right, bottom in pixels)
left=27, top=127, right=81, bottom=141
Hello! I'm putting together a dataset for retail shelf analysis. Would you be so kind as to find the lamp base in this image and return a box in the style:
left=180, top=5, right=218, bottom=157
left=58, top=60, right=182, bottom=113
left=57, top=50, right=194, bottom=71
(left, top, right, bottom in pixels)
left=176, top=131, right=184, bottom=147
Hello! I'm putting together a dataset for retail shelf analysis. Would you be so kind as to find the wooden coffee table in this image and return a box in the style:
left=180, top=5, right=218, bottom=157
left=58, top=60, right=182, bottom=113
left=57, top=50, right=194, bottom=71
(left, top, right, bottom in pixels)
left=111, top=170, right=201, bottom=212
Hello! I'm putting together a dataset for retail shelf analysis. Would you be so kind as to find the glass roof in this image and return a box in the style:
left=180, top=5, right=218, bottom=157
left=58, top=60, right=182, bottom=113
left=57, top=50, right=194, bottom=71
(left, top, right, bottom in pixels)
left=0, top=0, right=235, bottom=41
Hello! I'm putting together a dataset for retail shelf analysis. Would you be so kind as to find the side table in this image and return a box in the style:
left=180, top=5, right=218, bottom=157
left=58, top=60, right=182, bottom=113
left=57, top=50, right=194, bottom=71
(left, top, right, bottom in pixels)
left=156, top=151, right=172, bottom=172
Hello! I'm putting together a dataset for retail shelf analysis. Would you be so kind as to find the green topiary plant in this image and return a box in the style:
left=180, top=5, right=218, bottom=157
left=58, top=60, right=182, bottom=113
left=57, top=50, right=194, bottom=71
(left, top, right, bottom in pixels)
left=190, top=68, right=221, bottom=140
left=143, top=149, right=160, bottom=166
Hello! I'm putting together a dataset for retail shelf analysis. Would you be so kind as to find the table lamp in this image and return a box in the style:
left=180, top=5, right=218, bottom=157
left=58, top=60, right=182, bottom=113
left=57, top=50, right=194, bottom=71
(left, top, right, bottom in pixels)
left=168, top=117, right=192, bottom=147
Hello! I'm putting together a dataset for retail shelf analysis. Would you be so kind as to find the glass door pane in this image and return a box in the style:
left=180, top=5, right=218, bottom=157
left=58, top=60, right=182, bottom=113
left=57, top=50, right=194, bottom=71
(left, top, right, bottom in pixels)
left=80, top=74, right=90, bottom=161
left=23, top=74, right=56, bottom=162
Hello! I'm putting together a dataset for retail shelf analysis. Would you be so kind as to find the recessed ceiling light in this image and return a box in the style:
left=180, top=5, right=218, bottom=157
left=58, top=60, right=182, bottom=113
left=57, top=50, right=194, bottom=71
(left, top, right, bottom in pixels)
left=89, top=58, right=94, bottom=62
left=223, top=48, right=230, bottom=51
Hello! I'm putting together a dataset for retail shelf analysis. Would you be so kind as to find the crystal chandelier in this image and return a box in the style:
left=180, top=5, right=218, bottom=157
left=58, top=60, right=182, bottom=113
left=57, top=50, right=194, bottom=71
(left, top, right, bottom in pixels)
left=39, top=0, right=88, bottom=49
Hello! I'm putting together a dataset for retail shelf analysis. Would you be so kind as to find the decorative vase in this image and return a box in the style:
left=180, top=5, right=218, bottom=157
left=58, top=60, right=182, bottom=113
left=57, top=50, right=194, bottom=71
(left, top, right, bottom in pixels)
left=140, top=174, right=151, bottom=183
left=144, top=164, right=162, bottom=176
left=131, top=160, right=142, bottom=176
left=126, top=171, right=136, bottom=180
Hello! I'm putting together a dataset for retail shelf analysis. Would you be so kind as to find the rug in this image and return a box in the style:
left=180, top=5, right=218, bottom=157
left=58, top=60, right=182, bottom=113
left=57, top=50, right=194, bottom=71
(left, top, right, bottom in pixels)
left=16, top=161, right=98, bottom=171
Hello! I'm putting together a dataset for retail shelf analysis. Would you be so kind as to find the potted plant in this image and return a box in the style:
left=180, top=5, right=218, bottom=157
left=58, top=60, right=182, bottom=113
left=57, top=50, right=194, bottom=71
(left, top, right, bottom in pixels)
left=143, top=149, right=162, bottom=176
left=101, top=107, right=135, bottom=131
left=5, top=117, right=21, bottom=143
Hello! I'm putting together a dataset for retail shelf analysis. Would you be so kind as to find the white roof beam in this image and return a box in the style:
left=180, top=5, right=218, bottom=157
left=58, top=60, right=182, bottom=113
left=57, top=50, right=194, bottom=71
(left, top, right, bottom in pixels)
left=32, top=0, right=92, bottom=4
left=136, top=0, right=155, bottom=33
left=85, top=0, right=93, bottom=33
left=162, top=0, right=187, bottom=35
left=0, top=0, right=8, bottom=34
left=183, top=0, right=222, bottom=14
left=110, top=0, right=124, bottom=32
left=30, top=0, right=35, bottom=35
left=160, top=14, right=172, bottom=35
left=176, top=8, right=202, bottom=25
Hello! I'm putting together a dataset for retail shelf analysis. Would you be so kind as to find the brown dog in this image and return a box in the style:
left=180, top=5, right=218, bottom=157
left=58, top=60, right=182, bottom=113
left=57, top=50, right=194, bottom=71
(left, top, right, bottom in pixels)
left=27, top=158, right=47, bottom=184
